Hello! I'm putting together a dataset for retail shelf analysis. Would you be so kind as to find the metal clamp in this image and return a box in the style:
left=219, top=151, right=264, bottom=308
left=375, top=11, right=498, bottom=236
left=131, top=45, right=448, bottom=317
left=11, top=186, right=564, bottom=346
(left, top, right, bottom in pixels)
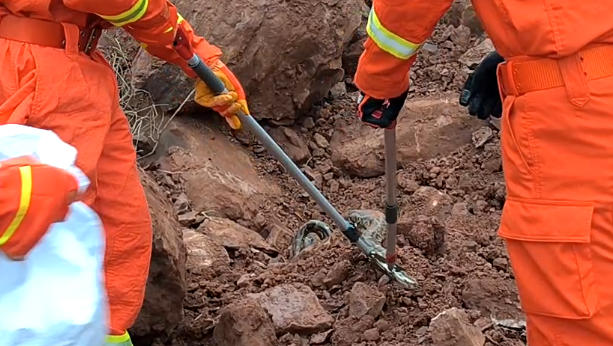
left=367, top=251, right=417, bottom=288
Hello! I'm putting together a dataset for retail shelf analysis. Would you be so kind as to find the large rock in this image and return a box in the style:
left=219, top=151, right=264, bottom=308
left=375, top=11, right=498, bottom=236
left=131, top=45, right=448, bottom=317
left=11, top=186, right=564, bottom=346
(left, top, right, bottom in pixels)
left=248, top=284, right=334, bottom=335
left=130, top=168, right=187, bottom=342
left=158, top=116, right=281, bottom=220
left=213, top=300, right=278, bottom=346
left=331, top=98, right=483, bottom=178
left=131, top=0, right=363, bottom=123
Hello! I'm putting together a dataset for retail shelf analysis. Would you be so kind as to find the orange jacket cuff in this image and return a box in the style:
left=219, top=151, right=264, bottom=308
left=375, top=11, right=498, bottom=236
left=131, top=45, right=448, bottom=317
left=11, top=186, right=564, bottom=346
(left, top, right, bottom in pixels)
left=354, top=39, right=415, bottom=100
left=0, top=158, right=78, bottom=259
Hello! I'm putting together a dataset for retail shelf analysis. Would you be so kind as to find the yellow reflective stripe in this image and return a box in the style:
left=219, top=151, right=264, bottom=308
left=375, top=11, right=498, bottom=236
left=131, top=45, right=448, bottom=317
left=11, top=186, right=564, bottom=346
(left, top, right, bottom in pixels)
left=106, top=331, right=133, bottom=346
left=163, top=13, right=185, bottom=33
left=366, top=8, right=423, bottom=60
left=98, top=0, right=149, bottom=27
left=0, top=166, right=33, bottom=246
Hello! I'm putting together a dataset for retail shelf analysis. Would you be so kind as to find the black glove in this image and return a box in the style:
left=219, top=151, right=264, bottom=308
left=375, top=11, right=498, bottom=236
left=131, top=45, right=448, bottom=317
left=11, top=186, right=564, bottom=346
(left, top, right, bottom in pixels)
left=460, top=51, right=505, bottom=120
left=357, top=90, right=408, bottom=129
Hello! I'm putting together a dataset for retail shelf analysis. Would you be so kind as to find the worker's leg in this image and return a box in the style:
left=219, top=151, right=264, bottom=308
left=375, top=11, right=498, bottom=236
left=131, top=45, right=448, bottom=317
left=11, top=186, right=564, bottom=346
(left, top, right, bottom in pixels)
left=0, top=37, right=152, bottom=342
left=94, top=102, right=152, bottom=342
left=498, top=74, right=613, bottom=346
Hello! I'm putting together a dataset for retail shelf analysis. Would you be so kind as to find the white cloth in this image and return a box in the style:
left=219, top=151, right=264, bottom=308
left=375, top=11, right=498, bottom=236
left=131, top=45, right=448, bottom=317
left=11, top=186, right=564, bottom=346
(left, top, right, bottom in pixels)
left=0, top=125, right=107, bottom=346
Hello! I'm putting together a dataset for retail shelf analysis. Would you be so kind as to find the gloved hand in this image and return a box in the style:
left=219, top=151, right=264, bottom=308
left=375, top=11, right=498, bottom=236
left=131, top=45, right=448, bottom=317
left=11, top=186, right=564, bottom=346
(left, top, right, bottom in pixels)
left=460, top=51, right=505, bottom=119
left=0, top=156, right=78, bottom=260
left=357, top=90, right=409, bottom=129
left=194, top=60, right=249, bottom=130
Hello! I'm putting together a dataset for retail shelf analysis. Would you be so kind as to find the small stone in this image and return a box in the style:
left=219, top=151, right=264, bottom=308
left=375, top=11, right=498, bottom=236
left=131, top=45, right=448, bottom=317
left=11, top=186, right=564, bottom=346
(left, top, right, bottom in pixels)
left=415, top=326, right=428, bottom=337
left=349, top=282, right=386, bottom=318
left=323, top=260, right=351, bottom=287
left=472, top=127, right=494, bottom=148
left=475, top=200, right=488, bottom=212
left=303, top=117, right=316, bottom=129
left=451, top=202, right=469, bottom=216
left=178, top=210, right=204, bottom=226
left=363, top=328, right=380, bottom=342
left=329, top=82, right=347, bottom=99
left=213, top=300, right=278, bottom=346
left=374, top=319, right=390, bottom=332
left=313, top=133, right=330, bottom=149
left=329, top=180, right=340, bottom=193
left=430, top=308, right=485, bottom=346
left=310, top=330, right=333, bottom=344
left=312, top=148, right=326, bottom=157
left=173, top=193, right=189, bottom=213
left=237, top=274, right=253, bottom=287
left=493, top=258, right=508, bottom=271
left=463, top=240, right=478, bottom=252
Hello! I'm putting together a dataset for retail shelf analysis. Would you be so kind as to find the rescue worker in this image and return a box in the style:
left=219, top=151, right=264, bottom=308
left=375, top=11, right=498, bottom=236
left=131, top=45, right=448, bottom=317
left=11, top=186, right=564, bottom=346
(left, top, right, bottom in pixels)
left=354, top=1, right=613, bottom=345
left=0, top=1, right=248, bottom=345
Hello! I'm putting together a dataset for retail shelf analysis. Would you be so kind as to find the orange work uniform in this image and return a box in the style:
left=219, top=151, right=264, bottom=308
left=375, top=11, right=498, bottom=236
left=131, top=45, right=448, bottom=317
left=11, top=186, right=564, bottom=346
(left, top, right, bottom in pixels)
left=355, top=1, right=613, bottom=345
left=0, top=1, right=221, bottom=344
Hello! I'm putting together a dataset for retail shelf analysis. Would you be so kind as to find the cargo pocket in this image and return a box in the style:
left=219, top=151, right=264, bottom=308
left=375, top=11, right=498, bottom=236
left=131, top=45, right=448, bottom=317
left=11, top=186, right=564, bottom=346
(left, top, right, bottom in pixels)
left=499, top=197, right=599, bottom=319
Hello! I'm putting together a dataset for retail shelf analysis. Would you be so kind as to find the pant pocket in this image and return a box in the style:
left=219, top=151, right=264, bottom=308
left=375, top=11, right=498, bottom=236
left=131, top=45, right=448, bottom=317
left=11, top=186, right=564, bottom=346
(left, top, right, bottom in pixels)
left=499, top=197, right=599, bottom=319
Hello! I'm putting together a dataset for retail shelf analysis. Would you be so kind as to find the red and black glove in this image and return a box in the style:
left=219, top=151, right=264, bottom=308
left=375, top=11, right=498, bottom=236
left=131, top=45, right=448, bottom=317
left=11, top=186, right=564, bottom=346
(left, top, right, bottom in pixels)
left=357, top=90, right=408, bottom=129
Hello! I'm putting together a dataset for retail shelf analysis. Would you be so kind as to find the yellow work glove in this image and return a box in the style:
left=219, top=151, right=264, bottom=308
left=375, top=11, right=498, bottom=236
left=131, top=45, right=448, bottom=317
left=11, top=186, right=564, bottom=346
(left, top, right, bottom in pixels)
left=194, top=60, right=249, bottom=130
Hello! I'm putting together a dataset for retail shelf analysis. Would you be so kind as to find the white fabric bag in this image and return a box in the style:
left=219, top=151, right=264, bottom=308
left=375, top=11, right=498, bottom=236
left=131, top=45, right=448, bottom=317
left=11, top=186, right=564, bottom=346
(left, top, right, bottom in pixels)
left=0, top=124, right=107, bottom=346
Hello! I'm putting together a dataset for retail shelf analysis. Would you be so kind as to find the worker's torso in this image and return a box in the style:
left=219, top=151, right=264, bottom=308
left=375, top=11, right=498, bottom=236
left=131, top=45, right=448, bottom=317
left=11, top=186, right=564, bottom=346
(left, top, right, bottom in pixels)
left=0, top=0, right=88, bottom=27
left=472, top=0, right=613, bottom=59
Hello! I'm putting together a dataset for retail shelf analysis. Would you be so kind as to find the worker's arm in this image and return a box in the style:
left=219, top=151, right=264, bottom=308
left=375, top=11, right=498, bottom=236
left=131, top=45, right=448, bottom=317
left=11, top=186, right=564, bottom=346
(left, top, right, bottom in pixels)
left=0, top=157, right=78, bottom=260
left=63, top=0, right=220, bottom=78
left=354, top=0, right=454, bottom=100
left=65, top=0, right=249, bottom=128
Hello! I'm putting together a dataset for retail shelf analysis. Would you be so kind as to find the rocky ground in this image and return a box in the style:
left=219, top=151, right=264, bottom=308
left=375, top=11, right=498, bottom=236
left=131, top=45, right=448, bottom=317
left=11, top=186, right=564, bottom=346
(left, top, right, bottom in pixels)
left=103, top=1, right=528, bottom=345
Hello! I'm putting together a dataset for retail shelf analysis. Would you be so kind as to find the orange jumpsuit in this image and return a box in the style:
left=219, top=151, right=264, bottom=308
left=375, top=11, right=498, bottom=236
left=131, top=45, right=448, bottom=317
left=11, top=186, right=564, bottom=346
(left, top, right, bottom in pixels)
left=355, top=1, right=613, bottom=345
left=0, top=1, right=221, bottom=344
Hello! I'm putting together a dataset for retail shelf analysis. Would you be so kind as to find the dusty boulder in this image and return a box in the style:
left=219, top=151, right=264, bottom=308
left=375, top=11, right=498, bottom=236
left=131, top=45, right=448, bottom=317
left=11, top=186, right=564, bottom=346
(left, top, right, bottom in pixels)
left=248, top=283, right=334, bottom=335
left=213, top=300, right=278, bottom=346
left=158, top=116, right=281, bottom=220
left=130, top=0, right=363, bottom=123
left=331, top=98, right=483, bottom=178
left=129, top=168, right=187, bottom=342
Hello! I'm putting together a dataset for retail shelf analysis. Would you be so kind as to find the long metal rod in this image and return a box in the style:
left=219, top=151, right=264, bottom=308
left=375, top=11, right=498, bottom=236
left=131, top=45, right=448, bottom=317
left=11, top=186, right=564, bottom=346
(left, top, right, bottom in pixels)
left=383, top=128, right=398, bottom=269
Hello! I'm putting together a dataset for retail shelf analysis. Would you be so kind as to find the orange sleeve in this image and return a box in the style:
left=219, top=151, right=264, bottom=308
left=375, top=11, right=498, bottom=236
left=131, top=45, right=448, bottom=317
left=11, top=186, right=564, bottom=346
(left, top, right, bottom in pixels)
left=63, top=0, right=221, bottom=77
left=0, top=157, right=78, bottom=260
left=354, top=0, right=454, bottom=99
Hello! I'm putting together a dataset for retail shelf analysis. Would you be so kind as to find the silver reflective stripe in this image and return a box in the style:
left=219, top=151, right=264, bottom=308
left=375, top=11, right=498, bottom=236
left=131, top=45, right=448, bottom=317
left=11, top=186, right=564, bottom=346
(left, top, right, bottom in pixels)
left=366, top=8, right=423, bottom=60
